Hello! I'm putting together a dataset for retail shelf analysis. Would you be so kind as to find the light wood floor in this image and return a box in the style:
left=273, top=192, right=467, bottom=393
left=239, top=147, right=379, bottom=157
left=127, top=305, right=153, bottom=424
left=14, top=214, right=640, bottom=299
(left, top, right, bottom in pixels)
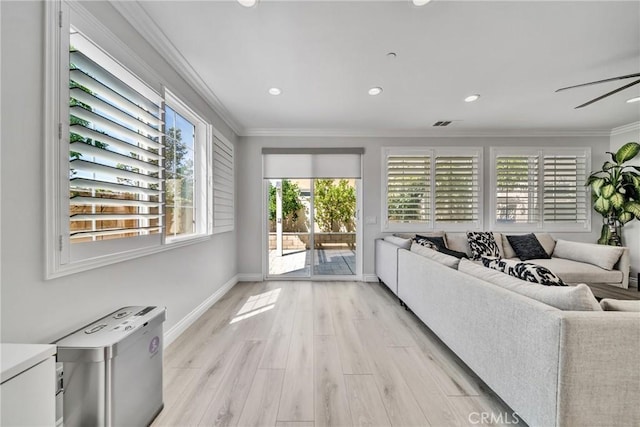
left=153, top=281, right=523, bottom=427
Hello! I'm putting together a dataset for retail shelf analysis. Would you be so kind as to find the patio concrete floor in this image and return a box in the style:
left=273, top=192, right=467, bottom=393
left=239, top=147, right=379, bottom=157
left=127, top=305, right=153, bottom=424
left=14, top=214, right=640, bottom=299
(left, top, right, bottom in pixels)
left=268, top=247, right=356, bottom=277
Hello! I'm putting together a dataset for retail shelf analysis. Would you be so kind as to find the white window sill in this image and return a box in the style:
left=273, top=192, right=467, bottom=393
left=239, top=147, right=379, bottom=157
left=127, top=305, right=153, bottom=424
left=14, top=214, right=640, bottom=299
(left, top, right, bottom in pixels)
left=46, top=234, right=212, bottom=280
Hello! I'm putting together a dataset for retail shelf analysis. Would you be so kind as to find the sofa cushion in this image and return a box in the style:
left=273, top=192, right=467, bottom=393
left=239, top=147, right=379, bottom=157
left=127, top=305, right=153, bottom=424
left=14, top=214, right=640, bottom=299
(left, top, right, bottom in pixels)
left=445, top=233, right=472, bottom=256
left=521, top=257, right=623, bottom=285
left=411, top=243, right=460, bottom=269
left=482, top=257, right=566, bottom=286
left=394, top=231, right=445, bottom=241
left=467, top=231, right=501, bottom=260
left=415, top=234, right=447, bottom=250
left=506, top=234, right=551, bottom=261
left=438, top=247, right=468, bottom=259
left=553, top=239, right=624, bottom=271
left=503, top=233, right=555, bottom=259
left=600, top=299, right=640, bottom=312
left=459, top=259, right=602, bottom=311
left=383, top=235, right=412, bottom=250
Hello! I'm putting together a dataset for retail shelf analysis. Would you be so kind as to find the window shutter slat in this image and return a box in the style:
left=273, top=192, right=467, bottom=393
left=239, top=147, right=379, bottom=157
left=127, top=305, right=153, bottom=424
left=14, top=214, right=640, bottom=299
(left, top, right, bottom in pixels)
left=543, top=154, right=588, bottom=224
left=69, top=47, right=160, bottom=114
left=213, top=136, right=234, bottom=232
left=69, top=33, right=163, bottom=243
left=495, top=155, right=539, bottom=224
left=434, top=155, right=479, bottom=224
left=386, top=154, right=431, bottom=225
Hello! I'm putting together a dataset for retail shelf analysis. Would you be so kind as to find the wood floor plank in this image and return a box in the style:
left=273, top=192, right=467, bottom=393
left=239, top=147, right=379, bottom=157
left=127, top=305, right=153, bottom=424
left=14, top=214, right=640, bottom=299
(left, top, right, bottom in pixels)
left=151, top=368, right=200, bottom=426
left=260, top=284, right=299, bottom=369
left=390, top=346, right=462, bottom=426
left=198, top=340, right=265, bottom=426
left=344, top=375, right=392, bottom=427
left=403, top=322, right=480, bottom=396
left=278, top=309, right=314, bottom=422
left=236, top=369, right=285, bottom=427
left=275, top=422, right=314, bottom=427
left=157, top=281, right=519, bottom=427
left=330, top=304, right=371, bottom=375
left=313, top=283, right=335, bottom=336
left=354, top=319, right=431, bottom=427
left=314, top=335, right=351, bottom=426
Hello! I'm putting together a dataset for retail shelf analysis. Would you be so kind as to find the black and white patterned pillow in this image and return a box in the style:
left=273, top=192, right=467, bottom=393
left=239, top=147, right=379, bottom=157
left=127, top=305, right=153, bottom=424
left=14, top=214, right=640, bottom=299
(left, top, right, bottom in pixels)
left=414, top=235, right=446, bottom=250
left=414, top=236, right=438, bottom=250
left=466, top=232, right=500, bottom=260
left=482, top=257, right=566, bottom=286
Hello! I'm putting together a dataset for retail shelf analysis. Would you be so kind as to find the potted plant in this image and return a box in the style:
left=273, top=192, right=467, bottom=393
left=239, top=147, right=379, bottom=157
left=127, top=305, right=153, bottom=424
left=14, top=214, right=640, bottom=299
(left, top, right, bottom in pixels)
left=586, top=141, right=640, bottom=245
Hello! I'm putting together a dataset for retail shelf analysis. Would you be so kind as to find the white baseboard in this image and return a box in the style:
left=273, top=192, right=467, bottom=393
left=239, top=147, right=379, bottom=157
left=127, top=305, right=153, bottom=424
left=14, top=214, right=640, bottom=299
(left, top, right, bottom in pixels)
left=164, top=274, right=238, bottom=348
left=363, top=274, right=379, bottom=283
left=237, top=273, right=263, bottom=282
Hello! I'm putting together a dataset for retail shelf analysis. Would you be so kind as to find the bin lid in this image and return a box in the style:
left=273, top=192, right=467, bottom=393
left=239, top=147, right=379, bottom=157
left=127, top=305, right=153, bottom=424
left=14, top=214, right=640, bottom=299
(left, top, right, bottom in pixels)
left=55, top=306, right=165, bottom=352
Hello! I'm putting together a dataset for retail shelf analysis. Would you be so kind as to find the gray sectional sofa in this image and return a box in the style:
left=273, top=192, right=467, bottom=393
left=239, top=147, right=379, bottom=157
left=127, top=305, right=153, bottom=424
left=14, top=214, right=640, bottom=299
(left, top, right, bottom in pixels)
left=375, top=234, right=640, bottom=427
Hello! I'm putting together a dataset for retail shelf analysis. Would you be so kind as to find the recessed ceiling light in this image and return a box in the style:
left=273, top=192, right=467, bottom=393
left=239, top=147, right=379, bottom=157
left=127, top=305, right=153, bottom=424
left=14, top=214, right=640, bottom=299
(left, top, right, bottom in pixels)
left=412, top=0, right=432, bottom=6
left=268, top=87, right=282, bottom=96
left=387, top=52, right=397, bottom=59
left=368, top=87, right=383, bottom=96
left=464, top=94, right=481, bottom=103
left=626, top=96, right=640, bottom=103
left=238, top=0, right=258, bottom=7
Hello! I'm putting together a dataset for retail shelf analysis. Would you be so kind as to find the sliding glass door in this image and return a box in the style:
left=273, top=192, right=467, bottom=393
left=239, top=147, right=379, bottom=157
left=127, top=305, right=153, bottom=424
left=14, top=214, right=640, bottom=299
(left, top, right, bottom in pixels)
left=266, top=178, right=359, bottom=279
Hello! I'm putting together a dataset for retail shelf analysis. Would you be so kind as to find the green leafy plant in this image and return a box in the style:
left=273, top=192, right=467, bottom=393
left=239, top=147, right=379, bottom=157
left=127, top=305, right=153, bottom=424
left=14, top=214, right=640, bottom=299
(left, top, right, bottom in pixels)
left=268, top=180, right=306, bottom=232
left=586, top=142, right=640, bottom=245
left=314, top=179, right=356, bottom=232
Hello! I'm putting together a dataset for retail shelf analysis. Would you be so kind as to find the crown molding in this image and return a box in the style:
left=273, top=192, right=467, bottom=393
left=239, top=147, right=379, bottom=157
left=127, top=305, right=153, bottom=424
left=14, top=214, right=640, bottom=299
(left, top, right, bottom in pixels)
left=611, top=121, right=640, bottom=136
left=110, top=1, right=243, bottom=136
left=240, top=127, right=612, bottom=138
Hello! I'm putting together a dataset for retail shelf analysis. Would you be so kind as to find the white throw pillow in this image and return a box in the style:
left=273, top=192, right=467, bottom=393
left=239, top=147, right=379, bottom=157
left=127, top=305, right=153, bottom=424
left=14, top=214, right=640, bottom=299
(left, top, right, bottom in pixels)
left=553, top=240, right=624, bottom=271
left=383, top=235, right=412, bottom=250
left=459, top=259, right=602, bottom=311
left=410, top=243, right=460, bottom=269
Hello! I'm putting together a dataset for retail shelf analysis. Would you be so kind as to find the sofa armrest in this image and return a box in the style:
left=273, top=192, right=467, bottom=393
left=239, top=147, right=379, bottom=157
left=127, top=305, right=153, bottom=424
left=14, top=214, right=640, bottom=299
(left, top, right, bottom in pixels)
left=375, top=239, right=400, bottom=296
left=553, top=240, right=630, bottom=288
left=556, top=311, right=640, bottom=426
left=616, top=247, right=630, bottom=288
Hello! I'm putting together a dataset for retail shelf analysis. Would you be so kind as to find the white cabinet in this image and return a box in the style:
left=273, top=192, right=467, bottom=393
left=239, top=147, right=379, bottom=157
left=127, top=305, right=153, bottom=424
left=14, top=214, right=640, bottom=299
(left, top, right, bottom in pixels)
left=1, top=344, right=57, bottom=426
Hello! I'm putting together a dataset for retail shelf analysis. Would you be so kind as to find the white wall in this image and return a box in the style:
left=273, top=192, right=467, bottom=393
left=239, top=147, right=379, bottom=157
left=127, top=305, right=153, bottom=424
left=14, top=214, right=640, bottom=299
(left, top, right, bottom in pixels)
left=610, top=123, right=640, bottom=287
left=237, top=135, right=609, bottom=278
left=0, top=1, right=238, bottom=344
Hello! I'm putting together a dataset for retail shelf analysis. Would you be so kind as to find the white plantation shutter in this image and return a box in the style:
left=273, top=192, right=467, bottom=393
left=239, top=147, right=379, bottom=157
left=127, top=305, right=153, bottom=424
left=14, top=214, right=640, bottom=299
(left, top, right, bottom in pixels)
left=543, top=152, right=588, bottom=225
left=68, top=32, right=164, bottom=244
left=495, top=154, right=540, bottom=225
left=434, top=153, right=480, bottom=225
left=492, top=148, right=591, bottom=230
left=213, top=136, right=234, bottom=233
left=385, top=153, right=431, bottom=228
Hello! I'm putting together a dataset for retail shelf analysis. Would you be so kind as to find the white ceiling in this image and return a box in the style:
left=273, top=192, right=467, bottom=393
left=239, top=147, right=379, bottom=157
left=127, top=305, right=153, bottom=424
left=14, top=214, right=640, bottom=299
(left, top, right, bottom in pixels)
left=131, top=0, right=640, bottom=135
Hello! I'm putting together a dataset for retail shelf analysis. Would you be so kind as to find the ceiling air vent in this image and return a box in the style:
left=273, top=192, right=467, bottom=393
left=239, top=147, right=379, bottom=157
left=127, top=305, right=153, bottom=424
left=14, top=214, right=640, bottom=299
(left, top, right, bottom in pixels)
left=433, top=121, right=452, bottom=127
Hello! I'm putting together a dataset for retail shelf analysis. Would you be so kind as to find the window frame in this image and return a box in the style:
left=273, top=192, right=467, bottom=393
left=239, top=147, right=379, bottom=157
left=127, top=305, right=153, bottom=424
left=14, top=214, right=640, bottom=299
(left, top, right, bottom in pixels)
left=45, top=1, right=219, bottom=279
left=163, top=89, right=213, bottom=244
left=489, top=147, right=591, bottom=232
left=381, top=147, right=483, bottom=232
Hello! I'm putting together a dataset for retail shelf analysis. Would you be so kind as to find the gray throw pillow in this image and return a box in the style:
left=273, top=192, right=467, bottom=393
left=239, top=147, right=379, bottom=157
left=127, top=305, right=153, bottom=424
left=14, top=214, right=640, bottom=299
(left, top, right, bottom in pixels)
left=506, top=233, right=551, bottom=261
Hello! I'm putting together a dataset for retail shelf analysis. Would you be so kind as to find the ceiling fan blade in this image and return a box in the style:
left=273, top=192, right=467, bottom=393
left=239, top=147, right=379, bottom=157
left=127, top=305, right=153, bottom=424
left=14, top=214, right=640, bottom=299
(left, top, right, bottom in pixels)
left=575, top=79, right=640, bottom=109
left=556, top=73, right=640, bottom=92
